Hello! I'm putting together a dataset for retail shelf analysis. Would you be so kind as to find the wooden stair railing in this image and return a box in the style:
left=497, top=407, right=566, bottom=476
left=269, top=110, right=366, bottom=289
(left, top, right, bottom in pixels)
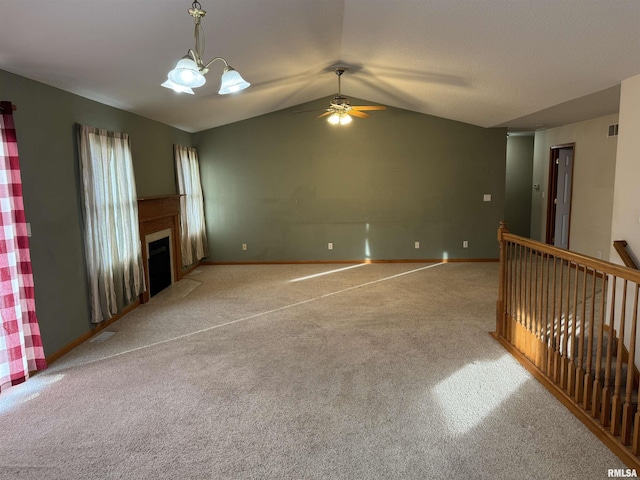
left=615, top=240, right=639, bottom=270
left=493, top=222, right=640, bottom=469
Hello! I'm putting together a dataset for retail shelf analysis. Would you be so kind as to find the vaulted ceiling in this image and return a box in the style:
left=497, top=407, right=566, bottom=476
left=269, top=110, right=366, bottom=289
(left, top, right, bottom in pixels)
left=1, top=0, right=639, bottom=133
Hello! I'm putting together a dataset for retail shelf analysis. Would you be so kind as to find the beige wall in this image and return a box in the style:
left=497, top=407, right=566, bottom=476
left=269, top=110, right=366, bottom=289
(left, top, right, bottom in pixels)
left=610, top=73, right=640, bottom=265
left=530, top=113, right=618, bottom=260
left=608, top=73, right=640, bottom=362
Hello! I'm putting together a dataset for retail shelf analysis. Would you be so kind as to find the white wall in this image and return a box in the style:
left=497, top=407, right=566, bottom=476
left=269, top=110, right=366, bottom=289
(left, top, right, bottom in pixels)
left=609, top=74, right=640, bottom=365
left=530, top=113, right=619, bottom=260
left=609, top=74, right=640, bottom=265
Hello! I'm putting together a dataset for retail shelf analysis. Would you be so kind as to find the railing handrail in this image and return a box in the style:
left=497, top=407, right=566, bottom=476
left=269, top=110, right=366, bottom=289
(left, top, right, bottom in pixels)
left=495, top=222, right=640, bottom=468
left=499, top=227, right=640, bottom=284
left=613, top=240, right=639, bottom=270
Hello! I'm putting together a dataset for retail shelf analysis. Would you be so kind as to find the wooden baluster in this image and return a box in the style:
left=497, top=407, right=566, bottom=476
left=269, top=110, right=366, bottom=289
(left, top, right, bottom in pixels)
left=513, top=243, right=520, bottom=347
left=507, top=244, right=517, bottom=344
left=601, top=276, right=617, bottom=428
left=504, top=241, right=511, bottom=339
left=548, top=256, right=558, bottom=377
left=520, top=245, right=527, bottom=355
left=540, top=253, right=550, bottom=376
left=520, top=245, right=528, bottom=354
left=592, top=274, right=609, bottom=418
left=574, top=265, right=588, bottom=403
left=622, top=284, right=639, bottom=445
left=496, top=222, right=508, bottom=338
left=554, top=259, right=565, bottom=384
left=510, top=243, right=517, bottom=345
left=535, top=252, right=545, bottom=369
left=582, top=269, right=599, bottom=409
left=633, top=411, right=640, bottom=455
left=611, top=280, right=628, bottom=435
left=527, top=246, right=535, bottom=361
left=560, top=261, right=572, bottom=390
left=566, top=262, right=580, bottom=395
left=517, top=244, right=525, bottom=352
left=524, top=245, right=529, bottom=356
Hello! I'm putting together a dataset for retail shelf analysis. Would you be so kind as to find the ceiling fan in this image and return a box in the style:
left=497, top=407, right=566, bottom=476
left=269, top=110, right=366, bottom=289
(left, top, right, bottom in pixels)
left=296, top=68, right=386, bottom=125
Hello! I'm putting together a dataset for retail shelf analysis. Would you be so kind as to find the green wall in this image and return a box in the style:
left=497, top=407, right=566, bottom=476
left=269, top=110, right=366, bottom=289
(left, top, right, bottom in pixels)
left=1, top=69, right=508, bottom=358
left=0, top=69, right=191, bottom=356
left=505, top=135, right=534, bottom=237
left=194, top=98, right=507, bottom=262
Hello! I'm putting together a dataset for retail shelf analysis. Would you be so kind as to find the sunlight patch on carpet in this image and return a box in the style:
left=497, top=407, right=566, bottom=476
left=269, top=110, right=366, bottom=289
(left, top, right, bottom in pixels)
left=433, top=354, right=528, bottom=435
left=0, top=374, right=64, bottom=414
left=289, top=263, right=368, bottom=282
left=54, top=262, right=449, bottom=371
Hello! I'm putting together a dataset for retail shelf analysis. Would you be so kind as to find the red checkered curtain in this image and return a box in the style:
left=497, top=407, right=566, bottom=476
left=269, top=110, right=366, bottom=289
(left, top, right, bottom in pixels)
left=0, top=101, right=46, bottom=393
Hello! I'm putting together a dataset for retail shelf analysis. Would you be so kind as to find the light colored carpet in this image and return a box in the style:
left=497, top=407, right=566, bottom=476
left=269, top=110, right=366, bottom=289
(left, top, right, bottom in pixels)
left=0, top=262, right=627, bottom=479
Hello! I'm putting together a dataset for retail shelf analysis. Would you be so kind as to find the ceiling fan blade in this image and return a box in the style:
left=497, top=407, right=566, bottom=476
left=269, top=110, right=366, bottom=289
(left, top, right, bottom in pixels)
left=352, top=105, right=387, bottom=111
left=348, top=110, right=370, bottom=119
left=316, top=112, right=332, bottom=119
left=294, top=108, right=330, bottom=114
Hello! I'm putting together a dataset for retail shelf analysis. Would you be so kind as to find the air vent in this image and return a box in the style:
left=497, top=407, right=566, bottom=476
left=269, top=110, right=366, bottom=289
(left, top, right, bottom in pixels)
left=90, top=331, right=116, bottom=343
left=608, top=124, right=619, bottom=137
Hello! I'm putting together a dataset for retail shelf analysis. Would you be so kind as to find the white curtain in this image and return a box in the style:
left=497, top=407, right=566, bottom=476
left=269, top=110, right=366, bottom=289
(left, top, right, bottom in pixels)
left=174, top=145, right=208, bottom=266
left=78, top=125, right=145, bottom=323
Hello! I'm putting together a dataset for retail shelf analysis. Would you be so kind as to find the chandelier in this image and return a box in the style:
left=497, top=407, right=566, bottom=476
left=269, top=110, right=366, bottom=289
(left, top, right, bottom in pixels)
left=162, top=1, right=250, bottom=95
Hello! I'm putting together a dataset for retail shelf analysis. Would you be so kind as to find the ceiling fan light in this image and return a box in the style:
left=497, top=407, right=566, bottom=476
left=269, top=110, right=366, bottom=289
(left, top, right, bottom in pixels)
left=161, top=79, right=195, bottom=94
left=168, top=57, right=206, bottom=88
left=328, top=112, right=351, bottom=126
left=218, top=67, right=251, bottom=95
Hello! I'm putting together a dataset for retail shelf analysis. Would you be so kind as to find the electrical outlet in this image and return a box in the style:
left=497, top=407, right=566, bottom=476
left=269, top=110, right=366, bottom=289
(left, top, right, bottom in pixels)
left=463, top=240, right=469, bottom=248
left=483, top=194, right=492, bottom=202
left=415, top=241, right=420, bottom=249
left=242, top=243, right=247, bottom=251
left=328, top=242, right=333, bottom=250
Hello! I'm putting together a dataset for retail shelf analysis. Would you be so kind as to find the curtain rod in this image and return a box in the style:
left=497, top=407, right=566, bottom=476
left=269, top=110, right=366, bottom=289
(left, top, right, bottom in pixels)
left=0, top=102, right=17, bottom=113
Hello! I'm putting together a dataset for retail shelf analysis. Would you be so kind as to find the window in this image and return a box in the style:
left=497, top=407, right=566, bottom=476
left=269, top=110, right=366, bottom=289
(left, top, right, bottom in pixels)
left=174, top=145, right=208, bottom=266
left=77, top=125, right=144, bottom=323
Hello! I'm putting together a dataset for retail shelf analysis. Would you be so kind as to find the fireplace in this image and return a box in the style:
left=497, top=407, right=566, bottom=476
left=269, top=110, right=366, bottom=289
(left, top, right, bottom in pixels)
left=137, top=195, right=182, bottom=303
left=147, top=231, right=173, bottom=297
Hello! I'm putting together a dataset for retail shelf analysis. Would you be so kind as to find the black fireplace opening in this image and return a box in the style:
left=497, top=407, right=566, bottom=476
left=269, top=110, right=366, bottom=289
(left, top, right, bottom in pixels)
left=148, top=237, right=172, bottom=297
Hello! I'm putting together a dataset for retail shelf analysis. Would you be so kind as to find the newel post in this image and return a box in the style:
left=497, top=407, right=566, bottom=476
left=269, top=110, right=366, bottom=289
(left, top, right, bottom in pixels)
left=496, top=221, right=509, bottom=338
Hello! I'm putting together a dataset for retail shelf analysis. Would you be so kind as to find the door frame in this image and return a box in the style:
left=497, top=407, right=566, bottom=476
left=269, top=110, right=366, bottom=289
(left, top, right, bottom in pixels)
left=545, top=143, right=575, bottom=247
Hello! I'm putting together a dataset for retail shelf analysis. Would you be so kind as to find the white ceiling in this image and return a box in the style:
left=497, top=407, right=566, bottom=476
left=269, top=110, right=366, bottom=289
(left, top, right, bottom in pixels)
left=1, top=0, right=639, bottom=133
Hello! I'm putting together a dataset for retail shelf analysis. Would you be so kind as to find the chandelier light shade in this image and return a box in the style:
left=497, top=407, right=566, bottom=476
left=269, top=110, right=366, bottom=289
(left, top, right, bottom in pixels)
left=168, top=57, right=206, bottom=88
left=162, top=1, right=250, bottom=95
left=218, top=67, right=251, bottom=95
left=161, top=79, right=195, bottom=94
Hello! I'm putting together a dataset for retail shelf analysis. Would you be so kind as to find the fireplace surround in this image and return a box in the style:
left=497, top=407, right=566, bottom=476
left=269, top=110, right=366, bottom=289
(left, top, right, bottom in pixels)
left=137, top=195, right=182, bottom=303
